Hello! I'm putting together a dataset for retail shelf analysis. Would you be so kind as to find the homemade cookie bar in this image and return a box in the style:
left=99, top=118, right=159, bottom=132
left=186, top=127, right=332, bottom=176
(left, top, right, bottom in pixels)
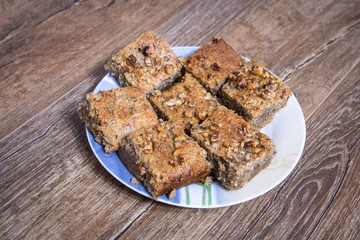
left=118, top=121, right=211, bottom=198
left=219, top=59, right=292, bottom=129
left=104, top=31, right=183, bottom=94
left=191, top=106, right=276, bottom=190
left=78, top=87, right=158, bottom=153
left=185, top=38, right=244, bottom=94
left=149, top=73, right=220, bottom=129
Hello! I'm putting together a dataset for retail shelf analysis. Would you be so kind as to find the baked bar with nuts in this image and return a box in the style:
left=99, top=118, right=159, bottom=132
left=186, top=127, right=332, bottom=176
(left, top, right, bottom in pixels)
left=191, top=106, right=276, bottom=190
left=219, top=59, right=292, bottom=129
left=149, top=73, right=220, bottom=129
left=78, top=87, right=158, bottom=153
left=104, top=31, right=183, bottom=94
left=118, top=121, right=211, bottom=198
left=185, top=38, right=244, bottom=95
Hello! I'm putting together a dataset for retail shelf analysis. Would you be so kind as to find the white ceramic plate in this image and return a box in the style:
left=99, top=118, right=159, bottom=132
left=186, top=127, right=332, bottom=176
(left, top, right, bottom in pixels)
left=86, top=46, right=306, bottom=208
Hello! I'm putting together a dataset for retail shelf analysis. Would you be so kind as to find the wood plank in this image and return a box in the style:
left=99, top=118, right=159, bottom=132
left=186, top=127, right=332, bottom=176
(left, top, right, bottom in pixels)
left=0, top=0, right=74, bottom=42
left=223, top=0, right=360, bottom=73
left=118, top=193, right=276, bottom=239
left=236, top=64, right=360, bottom=239
left=0, top=81, right=155, bottom=239
left=0, top=0, right=195, bottom=139
left=311, top=140, right=360, bottom=239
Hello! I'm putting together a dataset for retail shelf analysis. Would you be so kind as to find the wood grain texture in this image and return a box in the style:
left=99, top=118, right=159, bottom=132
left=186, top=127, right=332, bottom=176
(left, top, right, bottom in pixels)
left=311, top=140, right=360, bottom=239
left=0, top=0, right=75, bottom=41
left=0, top=0, right=194, bottom=139
left=0, top=0, right=359, bottom=239
left=0, top=71, right=154, bottom=239
left=242, top=64, right=360, bottom=240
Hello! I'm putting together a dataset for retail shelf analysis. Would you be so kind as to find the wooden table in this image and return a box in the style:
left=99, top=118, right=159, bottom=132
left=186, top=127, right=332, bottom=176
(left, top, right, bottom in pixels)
left=1, top=0, right=359, bottom=239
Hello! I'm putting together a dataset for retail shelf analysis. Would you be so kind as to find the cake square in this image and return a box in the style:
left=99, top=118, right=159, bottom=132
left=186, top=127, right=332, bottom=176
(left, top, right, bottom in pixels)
left=219, top=59, right=292, bottom=129
left=185, top=38, right=244, bottom=94
left=149, top=73, right=220, bottom=129
left=118, top=121, right=211, bottom=198
left=78, top=87, right=158, bottom=153
left=190, top=106, right=276, bottom=190
left=104, top=31, right=183, bottom=94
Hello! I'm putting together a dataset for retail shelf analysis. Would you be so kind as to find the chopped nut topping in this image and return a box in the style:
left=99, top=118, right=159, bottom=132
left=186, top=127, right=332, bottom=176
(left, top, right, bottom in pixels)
left=164, top=98, right=182, bottom=107
left=198, top=111, right=208, bottom=120
left=210, top=126, right=218, bottom=131
left=174, top=141, right=183, bottom=148
left=139, top=166, right=146, bottom=175
left=142, top=46, right=149, bottom=56
left=224, top=141, right=238, bottom=148
left=173, top=148, right=183, bottom=157
left=245, top=139, right=258, bottom=148
left=175, top=99, right=183, bottom=105
left=253, top=65, right=264, bottom=75
left=152, top=90, right=161, bottom=97
left=254, top=148, right=262, bottom=153
left=158, top=130, right=167, bottom=138
left=131, top=177, right=139, bottom=184
left=226, top=59, right=291, bottom=112
left=165, top=64, right=174, bottom=74
left=247, top=82, right=255, bottom=90
left=261, top=89, right=271, bottom=99
left=144, top=57, right=152, bottom=67
left=203, top=176, right=213, bottom=185
left=236, top=75, right=247, bottom=89
left=212, top=63, right=220, bottom=71
left=178, top=56, right=185, bottom=64
left=178, top=92, right=186, bottom=98
left=183, top=110, right=193, bottom=118
left=259, top=137, right=267, bottom=142
left=137, top=136, right=146, bottom=145
left=168, top=189, right=176, bottom=199
left=204, top=92, right=212, bottom=100
left=201, top=132, right=209, bottom=137
left=211, top=133, right=219, bottom=142
left=174, top=135, right=186, bottom=142
left=260, top=79, right=268, bottom=85
left=126, top=55, right=137, bottom=66
left=177, top=155, right=185, bottom=164
left=144, top=142, right=153, bottom=152
left=168, top=160, right=176, bottom=167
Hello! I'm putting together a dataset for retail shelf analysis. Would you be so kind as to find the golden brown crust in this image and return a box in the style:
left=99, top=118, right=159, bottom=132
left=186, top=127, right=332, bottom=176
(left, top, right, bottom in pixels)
left=219, top=59, right=292, bottom=128
left=77, top=87, right=158, bottom=153
left=191, top=106, right=276, bottom=189
left=104, top=31, right=183, bottom=94
left=185, top=38, right=245, bottom=94
left=118, top=121, right=211, bottom=198
left=149, top=73, right=220, bottom=129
